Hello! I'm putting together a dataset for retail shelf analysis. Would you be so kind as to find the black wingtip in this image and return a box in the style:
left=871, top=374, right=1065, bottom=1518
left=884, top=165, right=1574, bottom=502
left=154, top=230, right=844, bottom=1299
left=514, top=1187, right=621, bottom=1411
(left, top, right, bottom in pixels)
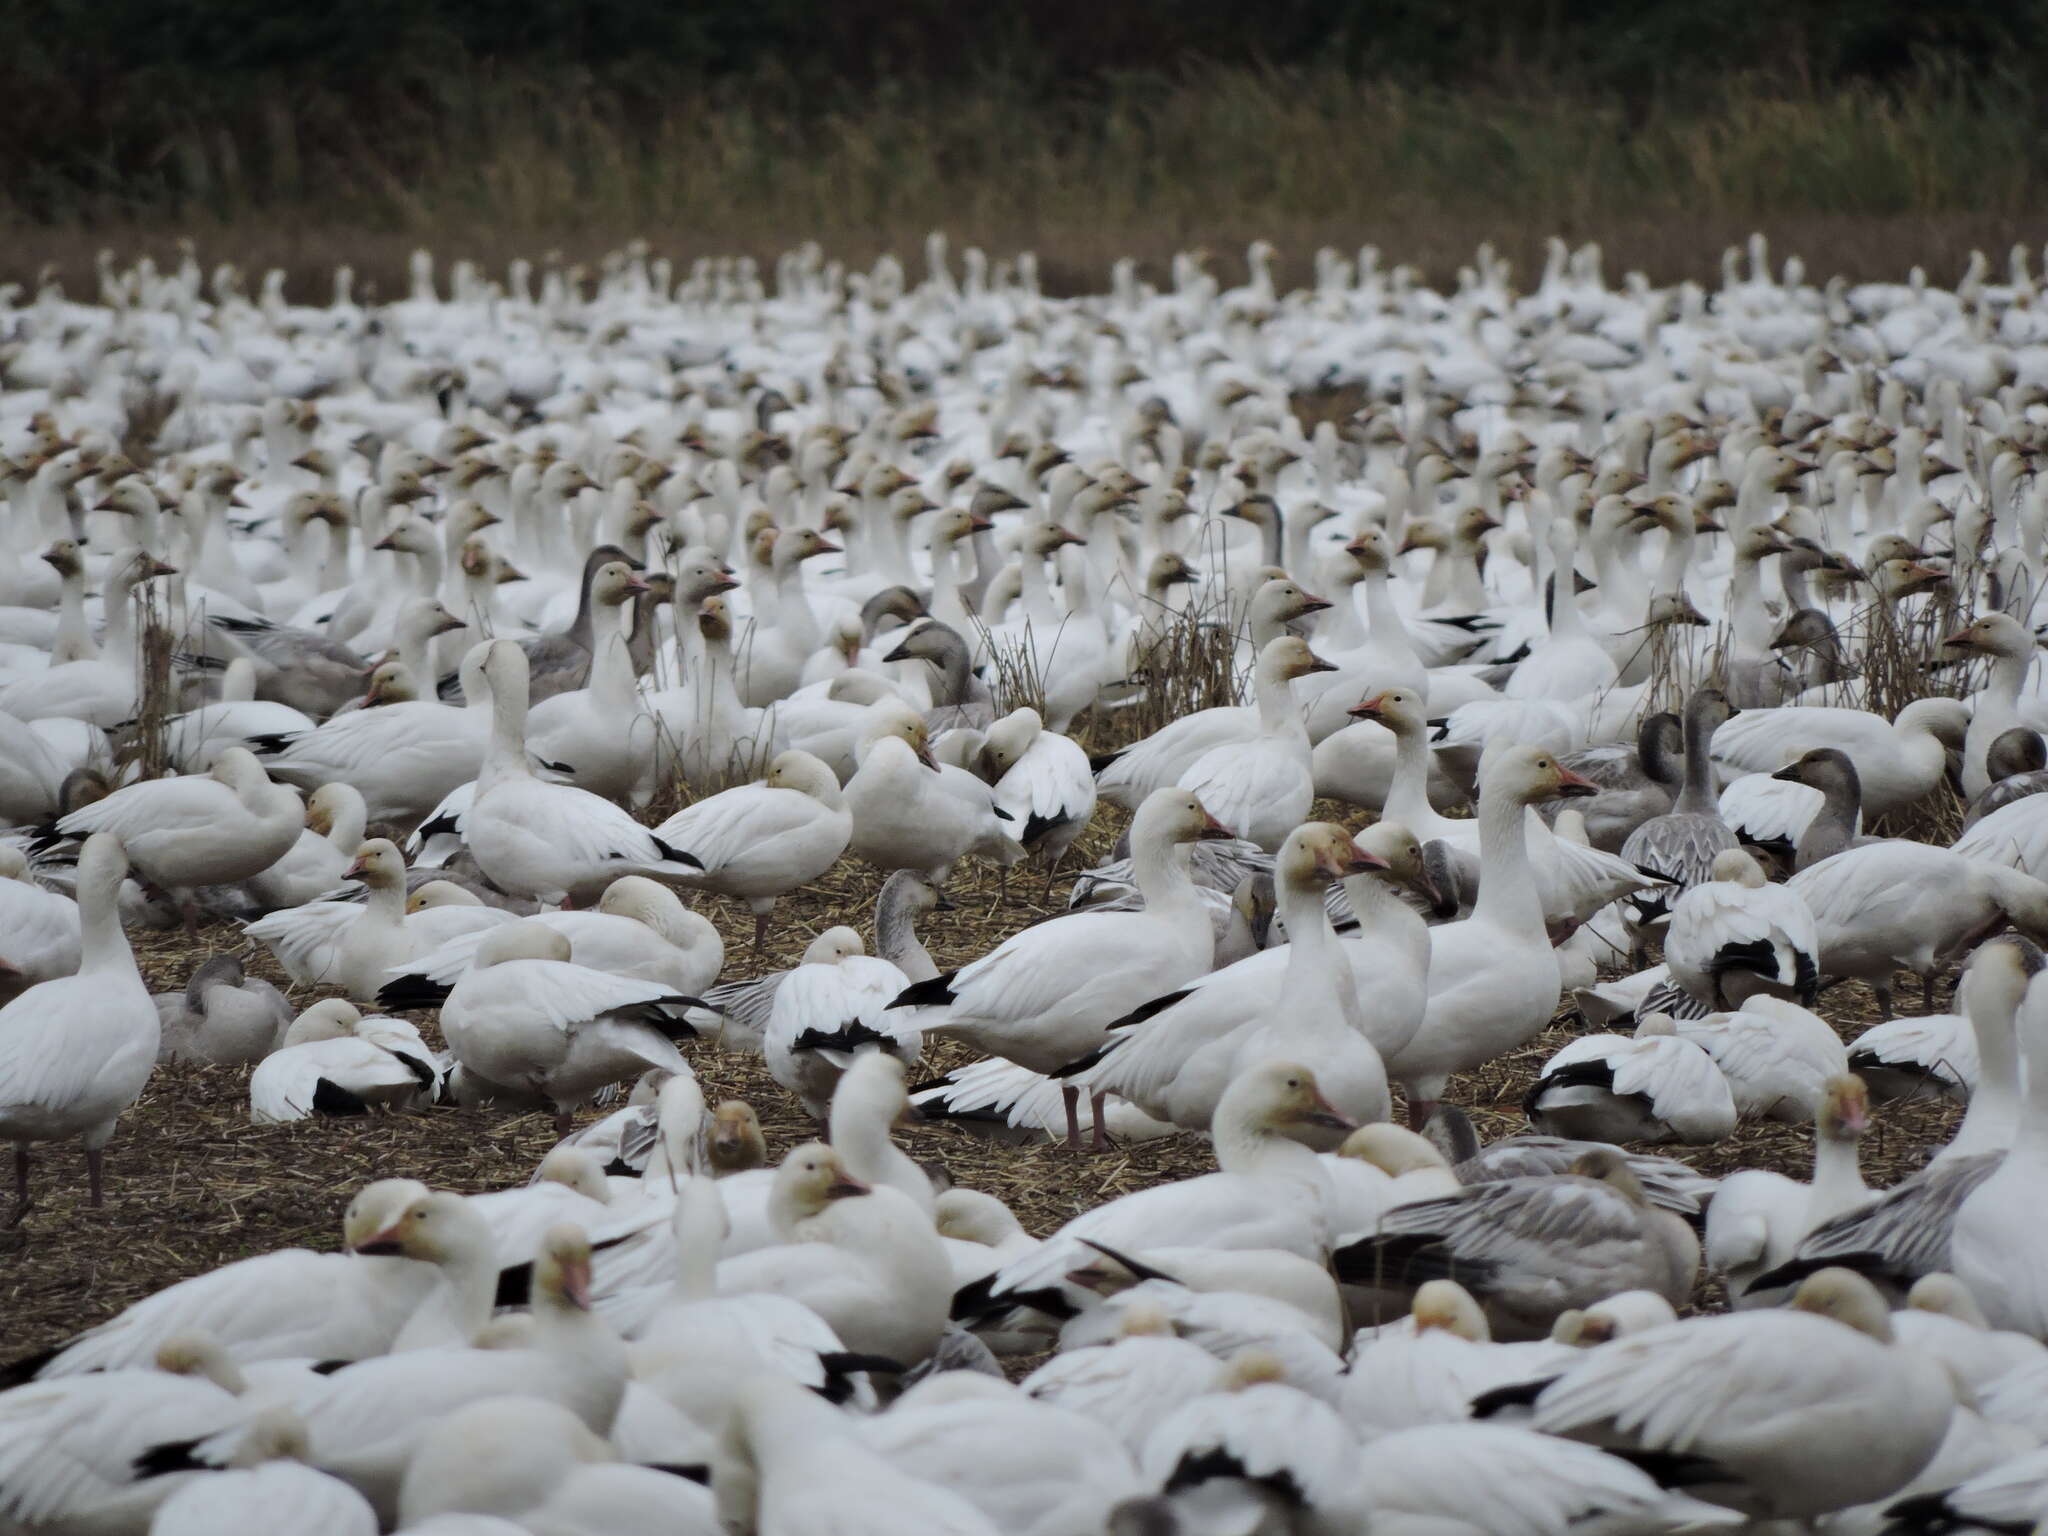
left=133, top=1435, right=218, bottom=1479
left=375, top=975, right=453, bottom=1012
left=889, top=970, right=958, bottom=1011
left=790, top=1019, right=893, bottom=1054
left=495, top=1262, right=533, bottom=1308
left=652, top=835, right=704, bottom=869
left=310, top=1078, right=372, bottom=1116
left=1468, top=1376, right=1555, bottom=1418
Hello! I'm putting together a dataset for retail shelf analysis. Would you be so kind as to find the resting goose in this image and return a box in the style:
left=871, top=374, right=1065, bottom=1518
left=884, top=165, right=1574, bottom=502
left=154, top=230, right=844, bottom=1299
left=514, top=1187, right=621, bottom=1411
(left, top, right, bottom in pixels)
left=1334, top=1147, right=1698, bottom=1338
left=1173, top=636, right=1334, bottom=852
left=1670, top=997, right=1849, bottom=1123
left=147, top=1415, right=380, bottom=1536
left=1523, top=1016, right=1738, bottom=1145
left=1720, top=745, right=1869, bottom=870
left=155, top=951, right=292, bottom=1064
left=248, top=1000, right=441, bottom=1122
left=1963, top=725, right=2048, bottom=827
left=1846, top=1010, right=1974, bottom=1104
left=1539, top=710, right=1682, bottom=852
left=763, top=927, right=917, bottom=1120
left=41, top=746, right=304, bottom=928
left=239, top=779, right=368, bottom=912
left=889, top=787, right=1229, bottom=1149
left=1748, top=936, right=2036, bottom=1300
left=654, top=748, right=852, bottom=949
left=1381, top=743, right=1599, bottom=1125
left=1076, top=822, right=1392, bottom=1133
left=1951, top=960, right=2048, bottom=1335
left=1617, top=684, right=1738, bottom=919
left=0, top=832, right=156, bottom=1219
left=463, top=640, right=703, bottom=906
left=0, top=844, right=79, bottom=1005
left=843, top=702, right=1022, bottom=881
left=978, top=705, right=1097, bottom=892
left=1705, top=1073, right=1872, bottom=1308
left=418, top=921, right=705, bottom=1135
left=1663, top=847, right=1819, bottom=1009
left=1710, top=694, right=1968, bottom=819
left=1486, top=1269, right=1955, bottom=1522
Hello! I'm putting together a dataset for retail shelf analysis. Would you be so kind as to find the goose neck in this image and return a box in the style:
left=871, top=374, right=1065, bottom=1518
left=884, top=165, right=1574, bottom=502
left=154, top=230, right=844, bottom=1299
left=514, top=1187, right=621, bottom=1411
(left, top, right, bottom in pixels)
left=1673, top=709, right=1719, bottom=815
left=1810, top=1129, right=1866, bottom=1208
left=1469, top=780, right=1541, bottom=933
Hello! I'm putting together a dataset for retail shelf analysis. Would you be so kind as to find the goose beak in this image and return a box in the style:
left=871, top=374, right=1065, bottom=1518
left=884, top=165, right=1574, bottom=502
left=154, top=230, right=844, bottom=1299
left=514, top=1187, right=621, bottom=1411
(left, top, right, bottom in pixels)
left=915, top=744, right=940, bottom=771
left=559, top=1254, right=593, bottom=1310
left=1940, top=627, right=1977, bottom=651
left=432, top=612, right=466, bottom=636
left=1770, top=761, right=1804, bottom=783
left=811, top=538, right=842, bottom=555
left=1297, top=592, right=1333, bottom=614
left=349, top=1224, right=405, bottom=1256
left=1303, top=651, right=1338, bottom=675
left=824, top=1172, right=871, bottom=1200
left=882, top=639, right=915, bottom=664
left=1333, top=846, right=1387, bottom=878
left=1300, top=1091, right=1357, bottom=1134
left=1197, top=809, right=1236, bottom=842
left=1348, top=694, right=1388, bottom=722
left=148, top=557, right=178, bottom=577
left=967, top=513, right=996, bottom=534
left=342, top=857, right=368, bottom=880
left=1553, top=766, right=1599, bottom=798
left=622, top=572, right=651, bottom=594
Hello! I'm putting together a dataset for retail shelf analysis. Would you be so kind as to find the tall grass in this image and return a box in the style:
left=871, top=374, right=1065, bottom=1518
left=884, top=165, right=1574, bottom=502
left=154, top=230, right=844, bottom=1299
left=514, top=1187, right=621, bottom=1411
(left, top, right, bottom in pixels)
left=4, top=64, right=2043, bottom=296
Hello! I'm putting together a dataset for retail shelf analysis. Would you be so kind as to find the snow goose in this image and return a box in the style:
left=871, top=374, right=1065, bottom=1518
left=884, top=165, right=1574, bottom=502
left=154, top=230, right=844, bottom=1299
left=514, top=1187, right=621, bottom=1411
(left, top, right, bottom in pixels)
left=1076, top=822, right=1391, bottom=1133
left=257, top=643, right=492, bottom=829
left=1539, top=709, right=1682, bottom=852
left=1350, top=1420, right=1744, bottom=1536
left=843, top=701, right=1022, bottom=881
left=1669, top=996, right=1849, bottom=1122
left=1020, top=1305, right=1230, bottom=1455
left=462, top=640, right=703, bottom=906
left=1485, top=1269, right=1955, bottom=1523
left=1522, top=1016, right=1738, bottom=1144
left=0, top=1336, right=261, bottom=1535
left=889, top=787, right=1229, bottom=1148
left=523, top=630, right=657, bottom=808
left=255, top=1224, right=625, bottom=1524
left=1334, top=1146, right=1698, bottom=1338
left=1710, top=694, right=1968, bottom=819
left=40, top=746, right=303, bottom=929
left=1616, top=683, right=1738, bottom=906
left=157, top=657, right=317, bottom=773
left=512, top=543, right=645, bottom=703
left=1846, top=1010, right=1974, bottom=1104
left=147, top=1412, right=380, bottom=1536
left=1951, top=961, right=2048, bottom=1335
left=4, top=1179, right=476, bottom=1380
left=763, top=927, right=917, bottom=1119
left=732, top=1373, right=1002, bottom=1536
left=0, top=832, right=156, bottom=1220
left=1381, top=743, right=1599, bottom=1125
left=248, top=1000, right=441, bottom=1122
left=1949, top=785, right=2048, bottom=882
left=1731, top=744, right=1871, bottom=869
left=0, top=843, right=79, bottom=1005
left=418, top=922, right=704, bottom=1135
left=0, top=543, right=173, bottom=726
left=880, top=616, right=995, bottom=734
left=1788, top=836, right=2048, bottom=1013
left=859, top=1373, right=1146, bottom=1536
left=1962, top=725, right=2048, bottom=827
left=717, top=1141, right=955, bottom=1366
left=155, top=951, right=291, bottom=1064
left=1705, top=1073, right=1872, bottom=1308
left=827, top=1052, right=935, bottom=1215
left=1172, top=635, right=1333, bottom=852
left=0, top=706, right=67, bottom=825
left=1747, top=936, right=2036, bottom=1300
left=955, top=1062, right=1352, bottom=1326
left=1092, top=580, right=1333, bottom=811
left=239, top=779, right=367, bottom=912
left=1136, top=1352, right=1371, bottom=1534
left=653, top=748, right=851, bottom=949
left=977, top=705, right=1097, bottom=893
left=1662, top=846, right=1818, bottom=1009
left=1943, top=611, right=2041, bottom=796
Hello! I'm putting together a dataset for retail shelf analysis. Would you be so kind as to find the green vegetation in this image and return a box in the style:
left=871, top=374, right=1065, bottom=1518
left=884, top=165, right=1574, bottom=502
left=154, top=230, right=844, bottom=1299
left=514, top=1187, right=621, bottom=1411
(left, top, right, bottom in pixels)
left=3, top=1, right=2043, bottom=291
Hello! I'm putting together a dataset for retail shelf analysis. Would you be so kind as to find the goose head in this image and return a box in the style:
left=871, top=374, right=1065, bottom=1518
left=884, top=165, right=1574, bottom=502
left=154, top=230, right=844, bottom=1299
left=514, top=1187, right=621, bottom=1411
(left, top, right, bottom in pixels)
left=1708, top=847, right=1769, bottom=889
left=1257, top=634, right=1336, bottom=687
left=1906, top=1273, right=1991, bottom=1329
left=881, top=617, right=967, bottom=668
left=1348, top=685, right=1426, bottom=736
left=1483, top=743, right=1599, bottom=805
left=696, top=594, right=736, bottom=648
left=408, top=881, right=483, bottom=911
left=364, top=660, right=418, bottom=705
left=761, top=749, right=842, bottom=803
left=282, top=998, right=362, bottom=1047
left=1986, top=727, right=2048, bottom=781
left=595, top=874, right=693, bottom=940
left=535, top=1147, right=611, bottom=1204
left=1567, top=1146, right=1648, bottom=1204
left=1132, top=786, right=1235, bottom=849
left=1338, top=1123, right=1453, bottom=1177
left=372, top=515, right=436, bottom=557
left=589, top=559, right=649, bottom=610
left=1943, top=611, right=2034, bottom=663
left=776, top=526, right=841, bottom=568
left=1868, top=557, right=1949, bottom=602
left=1818, top=1073, right=1871, bottom=1145
left=1353, top=819, right=1445, bottom=910
left=342, top=837, right=407, bottom=893
left=1343, top=527, right=1394, bottom=573
left=533, top=1224, right=594, bottom=1312
left=1411, top=1280, right=1490, bottom=1341
left=775, top=1142, right=870, bottom=1222
left=1145, top=550, right=1199, bottom=597
left=39, top=539, right=85, bottom=581
left=858, top=700, right=938, bottom=770
left=709, top=1099, right=766, bottom=1173
left=1770, top=747, right=1859, bottom=801
left=1024, top=521, right=1087, bottom=562
left=1790, top=1267, right=1894, bottom=1342
left=801, top=926, right=866, bottom=965
left=933, top=1188, right=1025, bottom=1246
left=976, top=708, right=1044, bottom=781
left=342, top=1182, right=495, bottom=1263
left=1279, top=821, right=1384, bottom=889
left=1554, top=1291, right=1678, bottom=1346
left=673, top=549, right=740, bottom=604
left=1218, top=1059, right=1356, bottom=1145
left=1248, top=577, right=1333, bottom=631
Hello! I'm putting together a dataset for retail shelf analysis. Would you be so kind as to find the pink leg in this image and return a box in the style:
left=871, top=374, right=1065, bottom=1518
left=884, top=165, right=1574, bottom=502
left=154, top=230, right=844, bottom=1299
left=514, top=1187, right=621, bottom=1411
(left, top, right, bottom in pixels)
left=1406, top=1098, right=1437, bottom=1132
left=1061, top=1084, right=1085, bottom=1152
left=753, top=910, right=771, bottom=953
left=85, top=1148, right=104, bottom=1209
left=1090, top=1092, right=1113, bottom=1153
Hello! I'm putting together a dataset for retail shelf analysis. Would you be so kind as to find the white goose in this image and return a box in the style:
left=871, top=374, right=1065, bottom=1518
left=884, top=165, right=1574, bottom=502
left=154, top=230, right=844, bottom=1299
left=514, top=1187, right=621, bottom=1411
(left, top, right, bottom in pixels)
left=463, top=640, right=704, bottom=905
left=843, top=703, right=1022, bottom=881
left=978, top=705, right=1097, bottom=890
left=0, top=832, right=156, bottom=1218
left=1952, top=961, right=2048, bottom=1336
left=428, top=921, right=706, bottom=1134
left=1523, top=1017, right=1738, bottom=1145
left=1383, top=744, right=1599, bottom=1125
left=890, top=788, right=1228, bottom=1149
left=240, top=779, right=368, bottom=912
left=1709, top=694, right=1968, bottom=819
left=1663, top=847, right=1819, bottom=1010
left=0, top=844, right=79, bottom=1005
left=763, top=927, right=917, bottom=1120
left=1173, top=636, right=1334, bottom=852
left=42, top=746, right=303, bottom=927
left=1705, top=1074, right=1873, bottom=1308
left=248, top=1000, right=442, bottom=1123
left=1670, top=997, right=1849, bottom=1123
left=654, top=748, right=852, bottom=950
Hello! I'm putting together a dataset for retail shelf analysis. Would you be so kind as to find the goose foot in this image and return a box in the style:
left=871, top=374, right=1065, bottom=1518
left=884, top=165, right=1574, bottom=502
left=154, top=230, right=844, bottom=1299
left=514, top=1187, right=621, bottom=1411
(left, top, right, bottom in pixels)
left=553, top=1109, right=575, bottom=1140
left=1921, top=971, right=1942, bottom=1012
left=1405, top=1098, right=1438, bottom=1132
left=84, top=1148, right=104, bottom=1209
left=1090, top=1091, right=1114, bottom=1154
left=5, top=1147, right=29, bottom=1228
left=752, top=912, right=771, bottom=952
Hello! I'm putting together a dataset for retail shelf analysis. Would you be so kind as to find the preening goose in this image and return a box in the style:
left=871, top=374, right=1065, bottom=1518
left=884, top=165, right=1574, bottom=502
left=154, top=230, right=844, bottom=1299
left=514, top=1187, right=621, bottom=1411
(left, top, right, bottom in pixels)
left=147, top=1412, right=380, bottom=1536
left=1663, top=846, right=1819, bottom=1009
left=843, top=702, right=1022, bottom=881
left=154, top=951, right=292, bottom=1064
left=1523, top=1016, right=1738, bottom=1145
left=978, top=705, right=1097, bottom=891
left=1669, top=996, right=1848, bottom=1123
left=248, top=999, right=441, bottom=1122
left=1617, top=685, right=1738, bottom=902
left=0, top=832, right=156, bottom=1219
left=463, top=640, right=703, bottom=905
left=0, top=844, right=80, bottom=1005
left=763, top=927, right=917, bottom=1120
left=890, top=787, right=1229, bottom=1148
left=1173, top=635, right=1334, bottom=852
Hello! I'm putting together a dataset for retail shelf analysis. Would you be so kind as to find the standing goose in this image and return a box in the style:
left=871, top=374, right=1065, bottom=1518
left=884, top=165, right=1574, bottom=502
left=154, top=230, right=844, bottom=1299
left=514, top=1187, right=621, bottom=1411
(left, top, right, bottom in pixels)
left=890, top=788, right=1231, bottom=1149
left=0, top=833, right=156, bottom=1220
left=654, top=749, right=852, bottom=950
left=463, top=640, right=703, bottom=906
left=1952, top=960, right=2048, bottom=1335
left=1944, top=612, right=2041, bottom=797
left=1617, top=685, right=1738, bottom=913
left=1382, top=744, right=1599, bottom=1126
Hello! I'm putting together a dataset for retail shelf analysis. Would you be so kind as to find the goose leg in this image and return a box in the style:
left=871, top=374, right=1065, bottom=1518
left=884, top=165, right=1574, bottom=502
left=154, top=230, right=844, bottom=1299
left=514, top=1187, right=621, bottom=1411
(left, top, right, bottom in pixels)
left=1090, top=1092, right=1113, bottom=1153
left=554, top=1108, right=575, bottom=1140
left=84, top=1148, right=104, bottom=1209
left=1406, top=1097, right=1438, bottom=1132
left=6, top=1146, right=28, bottom=1228
left=1060, top=1084, right=1084, bottom=1152
left=752, top=910, right=771, bottom=953
left=1921, top=971, right=1941, bottom=1012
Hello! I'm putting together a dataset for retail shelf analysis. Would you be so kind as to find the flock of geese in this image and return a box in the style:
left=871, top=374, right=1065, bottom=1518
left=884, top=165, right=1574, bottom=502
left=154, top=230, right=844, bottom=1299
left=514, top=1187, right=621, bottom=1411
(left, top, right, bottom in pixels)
left=4, top=231, right=2048, bottom=1532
